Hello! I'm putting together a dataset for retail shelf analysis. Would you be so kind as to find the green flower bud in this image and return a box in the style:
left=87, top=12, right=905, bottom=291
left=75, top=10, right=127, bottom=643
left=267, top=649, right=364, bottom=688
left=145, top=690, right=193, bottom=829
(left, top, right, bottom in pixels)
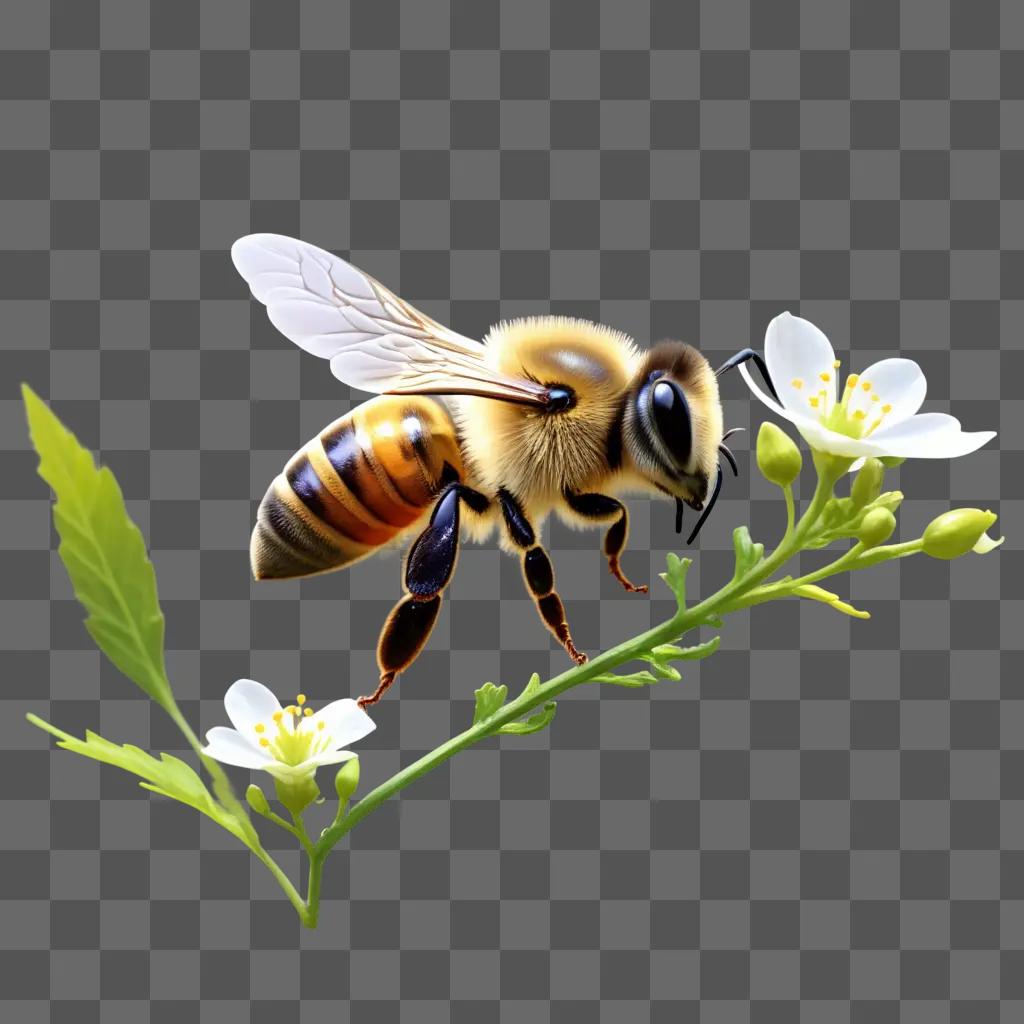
left=274, top=773, right=320, bottom=815
left=335, top=757, right=360, bottom=805
left=850, top=458, right=885, bottom=508
left=822, top=496, right=855, bottom=529
left=756, top=422, right=802, bottom=487
left=246, top=783, right=270, bottom=816
left=922, top=509, right=1003, bottom=560
left=857, top=507, right=897, bottom=549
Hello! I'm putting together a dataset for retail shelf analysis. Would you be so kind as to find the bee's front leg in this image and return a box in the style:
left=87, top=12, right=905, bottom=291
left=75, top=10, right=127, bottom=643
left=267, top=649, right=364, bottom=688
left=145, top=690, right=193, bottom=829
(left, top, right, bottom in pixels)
left=563, top=490, right=648, bottom=594
left=359, top=481, right=489, bottom=708
left=497, top=488, right=587, bottom=666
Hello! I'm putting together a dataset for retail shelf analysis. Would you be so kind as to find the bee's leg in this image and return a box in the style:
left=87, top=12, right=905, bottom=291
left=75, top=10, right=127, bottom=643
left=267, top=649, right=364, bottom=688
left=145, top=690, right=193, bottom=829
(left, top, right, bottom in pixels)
left=563, top=490, right=648, bottom=594
left=497, top=488, right=588, bottom=666
left=358, top=482, right=490, bottom=708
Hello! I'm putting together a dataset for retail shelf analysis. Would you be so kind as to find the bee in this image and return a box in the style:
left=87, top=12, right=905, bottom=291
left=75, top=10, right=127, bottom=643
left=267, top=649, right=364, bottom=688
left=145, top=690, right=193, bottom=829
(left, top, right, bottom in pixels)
left=232, top=234, right=776, bottom=706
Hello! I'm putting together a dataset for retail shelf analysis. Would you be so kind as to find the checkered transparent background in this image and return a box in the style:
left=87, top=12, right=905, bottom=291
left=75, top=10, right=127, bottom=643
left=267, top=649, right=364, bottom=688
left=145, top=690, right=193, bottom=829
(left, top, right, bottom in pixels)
left=1, top=0, right=1021, bottom=1020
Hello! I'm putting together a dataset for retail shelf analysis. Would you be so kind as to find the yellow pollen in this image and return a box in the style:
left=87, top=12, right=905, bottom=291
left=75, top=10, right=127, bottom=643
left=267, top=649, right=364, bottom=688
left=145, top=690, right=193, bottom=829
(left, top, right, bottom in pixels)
left=832, top=359, right=841, bottom=368
left=853, top=409, right=867, bottom=420
left=872, top=394, right=880, bottom=402
left=882, top=404, right=892, bottom=413
left=296, top=694, right=306, bottom=705
left=285, top=705, right=297, bottom=715
left=259, top=737, right=270, bottom=747
left=861, top=380, right=871, bottom=391
left=272, top=711, right=283, bottom=723
left=791, top=378, right=803, bottom=389
left=819, top=372, right=831, bottom=383
left=254, top=723, right=265, bottom=734
left=303, top=707, right=313, bottom=716
left=317, top=720, right=325, bottom=730
left=809, top=396, right=820, bottom=408
left=846, top=373, right=860, bottom=389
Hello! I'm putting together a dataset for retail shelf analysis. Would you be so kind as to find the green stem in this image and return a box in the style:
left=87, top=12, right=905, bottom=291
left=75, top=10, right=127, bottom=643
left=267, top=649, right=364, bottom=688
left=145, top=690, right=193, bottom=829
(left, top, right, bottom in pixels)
left=295, top=458, right=848, bottom=925
left=253, top=847, right=309, bottom=923
left=783, top=484, right=795, bottom=536
left=314, top=462, right=839, bottom=865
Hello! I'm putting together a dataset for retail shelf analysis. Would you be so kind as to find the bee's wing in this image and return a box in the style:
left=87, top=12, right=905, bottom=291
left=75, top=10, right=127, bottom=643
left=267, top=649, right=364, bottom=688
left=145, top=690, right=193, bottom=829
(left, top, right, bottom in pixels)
left=231, top=234, right=549, bottom=405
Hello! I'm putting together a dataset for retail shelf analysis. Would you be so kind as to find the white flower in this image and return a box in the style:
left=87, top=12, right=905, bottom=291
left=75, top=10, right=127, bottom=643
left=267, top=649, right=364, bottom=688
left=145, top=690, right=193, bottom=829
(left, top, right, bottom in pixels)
left=203, top=679, right=375, bottom=783
left=739, top=313, right=996, bottom=461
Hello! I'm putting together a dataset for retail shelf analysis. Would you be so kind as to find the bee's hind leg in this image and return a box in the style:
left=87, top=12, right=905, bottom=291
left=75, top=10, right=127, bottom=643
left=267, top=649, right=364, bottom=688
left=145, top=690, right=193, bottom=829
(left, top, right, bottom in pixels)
left=497, top=488, right=588, bottom=666
left=563, top=490, right=648, bottom=594
left=358, top=481, right=489, bottom=708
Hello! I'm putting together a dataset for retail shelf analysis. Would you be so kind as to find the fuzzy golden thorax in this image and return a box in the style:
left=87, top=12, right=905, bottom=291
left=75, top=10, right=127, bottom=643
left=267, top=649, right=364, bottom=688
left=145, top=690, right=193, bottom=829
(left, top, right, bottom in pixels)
left=450, top=317, right=639, bottom=506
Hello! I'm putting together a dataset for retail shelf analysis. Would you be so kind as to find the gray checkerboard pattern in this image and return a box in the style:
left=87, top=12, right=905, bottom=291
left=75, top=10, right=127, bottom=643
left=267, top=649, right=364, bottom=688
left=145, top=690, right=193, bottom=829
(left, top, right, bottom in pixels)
left=0, top=0, right=1020, bottom=1019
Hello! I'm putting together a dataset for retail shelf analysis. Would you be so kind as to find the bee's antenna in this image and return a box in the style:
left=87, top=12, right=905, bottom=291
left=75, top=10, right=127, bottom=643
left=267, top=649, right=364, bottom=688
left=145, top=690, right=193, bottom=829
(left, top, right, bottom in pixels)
left=719, top=443, right=739, bottom=477
left=722, top=426, right=745, bottom=442
left=716, top=349, right=779, bottom=402
left=675, top=497, right=684, bottom=534
left=686, top=464, right=723, bottom=545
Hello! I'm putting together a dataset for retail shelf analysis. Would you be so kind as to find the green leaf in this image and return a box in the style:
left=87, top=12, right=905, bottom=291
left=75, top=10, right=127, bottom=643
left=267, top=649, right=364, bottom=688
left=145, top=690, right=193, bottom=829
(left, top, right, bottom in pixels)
left=22, top=385, right=174, bottom=712
left=497, top=701, right=556, bottom=735
left=650, top=635, right=722, bottom=663
left=591, top=669, right=661, bottom=688
left=731, top=526, right=764, bottom=580
left=658, top=553, right=692, bottom=610
left=473, top=682, right=509, bottom=724
left=27, top=713, right=259, bottom=853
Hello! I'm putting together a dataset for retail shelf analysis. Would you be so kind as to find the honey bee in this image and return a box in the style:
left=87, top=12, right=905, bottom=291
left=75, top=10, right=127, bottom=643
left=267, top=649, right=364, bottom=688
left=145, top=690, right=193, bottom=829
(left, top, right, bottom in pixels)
left=232, top=234, right=775, bottom=706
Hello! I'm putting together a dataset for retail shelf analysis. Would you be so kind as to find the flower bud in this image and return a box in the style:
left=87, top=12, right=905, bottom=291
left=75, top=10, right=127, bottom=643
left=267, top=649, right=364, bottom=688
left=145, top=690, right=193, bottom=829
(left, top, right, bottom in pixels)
left=246, top=783, right=270, bottom=816
left=857, top=507, right=897, bottom=549
left=756, top=422, right=802, bottom=487
left=335, top=757, right=360, bottom=805
left=922, top=509, right=1003, bottom=560
left=850, top=458, right=885, bottom=509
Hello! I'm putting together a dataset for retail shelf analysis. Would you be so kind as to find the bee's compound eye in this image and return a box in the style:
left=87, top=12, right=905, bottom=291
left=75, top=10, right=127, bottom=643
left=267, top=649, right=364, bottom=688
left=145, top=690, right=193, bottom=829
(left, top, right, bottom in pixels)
left=544, top=385, right=575, bottom=413
left=651, top=380, right=693, bottom=467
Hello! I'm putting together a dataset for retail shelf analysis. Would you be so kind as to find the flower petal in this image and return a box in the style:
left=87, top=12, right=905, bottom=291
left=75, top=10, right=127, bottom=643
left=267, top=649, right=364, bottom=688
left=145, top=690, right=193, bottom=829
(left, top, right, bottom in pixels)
left=309, top=699, right=376, bottom=749
left=764, top=313, right=837, bottom=415
left=847, top=358, right=927, bottom=425
left=203, top=726, right=271, bottom=769
left=789, top=416, right=887, bottom=458
left=737, top=361, right=790, bottom=419
left=224, top=678, right=282, bottom=737
left=973, top=532, right=1004, bottom=555
left=870, top=413, right=997, bottom=458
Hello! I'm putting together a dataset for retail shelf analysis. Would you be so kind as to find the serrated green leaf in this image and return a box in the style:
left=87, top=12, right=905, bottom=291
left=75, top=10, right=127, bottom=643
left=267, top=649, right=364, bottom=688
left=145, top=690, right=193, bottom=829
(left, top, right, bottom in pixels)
left=22, top=385, right=174, bottom=711
left=497, top=701, right=556, bottom=735
left=591, top=669, right=661, bottom=688
left=637, top=654, right=682, bottom=681
left=650, top=635, right=721, bottom=663
left=731, top=526, right=764, bottom=580
left=473, top=682, right=509, bottom=724
left=521, top=672, right=541, bottom=697
left=658, top=553, right=692, bottom=610
left=27, top=713, right=258, bottom=853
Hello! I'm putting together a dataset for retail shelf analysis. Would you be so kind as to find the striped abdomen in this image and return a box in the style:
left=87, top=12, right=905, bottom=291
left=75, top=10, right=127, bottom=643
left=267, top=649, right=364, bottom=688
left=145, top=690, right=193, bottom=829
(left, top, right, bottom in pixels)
left=251, top=395, right=463, bottom=580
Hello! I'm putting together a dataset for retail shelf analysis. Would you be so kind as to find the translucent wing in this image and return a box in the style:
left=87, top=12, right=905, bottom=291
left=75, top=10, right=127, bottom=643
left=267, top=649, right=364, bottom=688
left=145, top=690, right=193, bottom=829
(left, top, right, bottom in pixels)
left=231, top=234, right=548, bottom=405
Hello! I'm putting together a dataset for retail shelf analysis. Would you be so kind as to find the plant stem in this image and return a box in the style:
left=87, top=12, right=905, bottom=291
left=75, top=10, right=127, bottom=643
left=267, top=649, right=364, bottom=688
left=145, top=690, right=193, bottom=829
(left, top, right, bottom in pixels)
left=314, top=463, right=838, bottom=865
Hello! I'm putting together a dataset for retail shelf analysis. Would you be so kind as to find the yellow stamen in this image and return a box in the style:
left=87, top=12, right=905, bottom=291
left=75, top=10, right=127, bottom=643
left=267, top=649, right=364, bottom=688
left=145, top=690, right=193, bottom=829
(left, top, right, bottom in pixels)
left=259, top=737, right=270, bottom=747
left=819, top=372, right=831, bottom=383
left=853, top=409, right=866, bottom=420
left=254, top=723, right=265, bottom=734
left=304, top=707, right=313, bottom=716
left=791, top=378, right=803, bottom=389
left=832, top=359, right=841, bottom=368
left=861, top=380, right=871, bottom=391
left=809, top=396, right=820, bottom=408
left=317, top=721, right=325, bottom=731
left=296, top=694, right=306, bottom=706
left=872, top=394, right=880, bottom=402
left=272, top=711, right=283, bottom=723
left=285, top=705, right=297, bottom=715
left=882, top=403, right=892, bottom=414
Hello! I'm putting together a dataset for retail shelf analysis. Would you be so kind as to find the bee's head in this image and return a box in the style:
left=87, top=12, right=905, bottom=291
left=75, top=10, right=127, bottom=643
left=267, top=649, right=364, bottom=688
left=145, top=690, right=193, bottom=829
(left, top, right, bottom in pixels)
left=622, top=341, right=728, bottom=542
